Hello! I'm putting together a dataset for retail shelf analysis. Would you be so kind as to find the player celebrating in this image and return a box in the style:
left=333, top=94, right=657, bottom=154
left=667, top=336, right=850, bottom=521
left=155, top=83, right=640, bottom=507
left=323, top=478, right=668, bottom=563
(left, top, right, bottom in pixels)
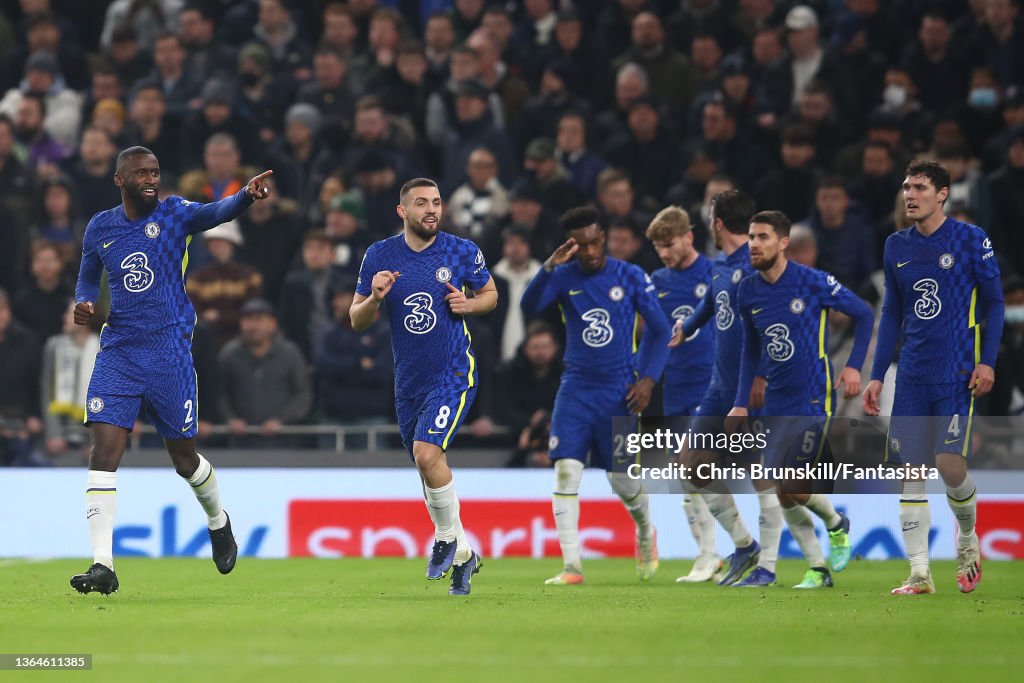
left=668, top=190, right=782, bottom=587
left=71, top=146, right=273, bottom=594
left=645, top=207, right=720, bottom=581
left=350, top=178, right=497, bottom=596
left=729, top=210, right=871, bottom=589
left=863, top=161, right=1003, bottom=595
left=521, top=206, right=672, bottom=585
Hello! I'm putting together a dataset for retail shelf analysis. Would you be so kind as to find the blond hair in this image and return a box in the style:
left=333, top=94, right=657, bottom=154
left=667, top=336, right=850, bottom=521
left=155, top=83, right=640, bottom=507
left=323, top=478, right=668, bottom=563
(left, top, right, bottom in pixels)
left=645, top=206, right=691, bottom=241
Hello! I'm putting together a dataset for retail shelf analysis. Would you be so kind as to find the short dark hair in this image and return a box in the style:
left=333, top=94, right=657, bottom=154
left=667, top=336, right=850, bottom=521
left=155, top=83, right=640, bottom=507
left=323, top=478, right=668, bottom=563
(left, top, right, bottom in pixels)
left=750, top=210, right=792, bottom=238
left=710, top=189, right=755, bottom=235
left=399, top=177, right=439, bottom=203
left=115, top=145, right=155, bottom=172
left=303, top=229, right=334, bottom=246
left=864, top=140, right=892, bottom=155
left=816, top=175, right=847, bottom=193
left=904, top=159, right=950, bottom=199
left=501, top=224, right=531, bottom=244
left=560, top=205, right=601, bottom=233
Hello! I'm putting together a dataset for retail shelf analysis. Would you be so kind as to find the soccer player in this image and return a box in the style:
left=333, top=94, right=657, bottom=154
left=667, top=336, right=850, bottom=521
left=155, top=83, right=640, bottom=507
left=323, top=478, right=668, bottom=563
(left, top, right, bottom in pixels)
left=645, top=207, right=720, bottom=581
left=729, top=210, right=872, bottom=589
left=71, top=146, right=274, bottom=595
left=668, top=190, right=783, bottom=587
left=863, top=161, right=1003, bottom=595
left=520, top=206, right=672, bottom=585
left=350, top=178, right=497, bottom=596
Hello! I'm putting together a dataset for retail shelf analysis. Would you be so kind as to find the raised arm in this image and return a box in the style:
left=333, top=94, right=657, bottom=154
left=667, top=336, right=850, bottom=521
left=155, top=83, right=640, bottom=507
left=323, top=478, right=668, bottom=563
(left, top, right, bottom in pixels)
left=188, top=170, right=273, bottom=233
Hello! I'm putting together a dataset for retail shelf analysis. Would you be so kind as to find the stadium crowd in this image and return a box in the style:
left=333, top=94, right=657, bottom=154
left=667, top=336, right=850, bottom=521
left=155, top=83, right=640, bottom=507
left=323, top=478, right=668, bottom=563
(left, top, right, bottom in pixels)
left=1, top=0, right=1023, bottom=466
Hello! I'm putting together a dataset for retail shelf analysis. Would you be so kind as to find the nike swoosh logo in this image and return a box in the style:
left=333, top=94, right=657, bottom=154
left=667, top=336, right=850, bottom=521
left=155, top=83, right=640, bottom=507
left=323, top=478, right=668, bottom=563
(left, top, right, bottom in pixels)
left=897, top=261, right=911, bottom=268
left=944, top=438, right=960, bottom=445
left=182, top=425, right=192, bottom=432
left=713, top=274, right=719, bottom=280
left=427, top=429, right=445, bottom=435
left=86, top=512, right=99, bottom=519
left=752, top=307, right=764, bottom=314
left=103, top=241, right=116, bottom=249
left=569, top=289, right=584, bottom=295
left=657, top=291, right=670, bottom=298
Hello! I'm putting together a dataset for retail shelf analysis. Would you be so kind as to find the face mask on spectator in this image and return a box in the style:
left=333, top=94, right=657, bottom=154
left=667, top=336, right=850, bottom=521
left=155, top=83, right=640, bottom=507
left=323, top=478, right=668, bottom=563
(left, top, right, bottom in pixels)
left=1005, top=305, right=1024, bottom=325
left=883, top=84, right=907, bottom=109
left=968, top=88, right=998, bottom=109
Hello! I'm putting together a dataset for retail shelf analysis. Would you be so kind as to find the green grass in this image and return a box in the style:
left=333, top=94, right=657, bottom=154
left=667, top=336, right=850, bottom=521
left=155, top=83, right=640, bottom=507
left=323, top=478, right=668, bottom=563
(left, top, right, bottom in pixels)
left=1, top=558, right=1022, bottom=683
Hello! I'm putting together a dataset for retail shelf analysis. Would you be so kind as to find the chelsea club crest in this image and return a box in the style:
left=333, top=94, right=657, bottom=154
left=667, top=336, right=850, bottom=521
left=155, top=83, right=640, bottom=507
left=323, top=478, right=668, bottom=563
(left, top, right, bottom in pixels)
left=144, top=222, right=161, bottom=238
left=939, top=253, right=954, bottom=269
left=435, top=266, right=452, bottom=283
left=790, top=298, right=806, bottom=314
left=609, top=286, right=624, bottom=301
left=88, top=397, right=104, bottom=413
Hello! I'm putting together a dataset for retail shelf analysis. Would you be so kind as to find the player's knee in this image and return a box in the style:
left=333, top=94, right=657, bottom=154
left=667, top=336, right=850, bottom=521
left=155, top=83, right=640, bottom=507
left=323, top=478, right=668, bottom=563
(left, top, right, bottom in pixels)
left=777, top=491, right=798, bottom=509
left=88, top=442, right=120, bottom=471
left=412, top=443, right=444, bottom=473
left=935, top=455, right=967, bottom=487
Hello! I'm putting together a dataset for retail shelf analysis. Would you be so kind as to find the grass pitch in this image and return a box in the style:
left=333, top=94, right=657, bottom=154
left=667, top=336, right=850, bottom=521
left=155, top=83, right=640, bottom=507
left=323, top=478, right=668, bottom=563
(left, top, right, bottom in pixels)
left=1, top=558, right=1021, bottom=683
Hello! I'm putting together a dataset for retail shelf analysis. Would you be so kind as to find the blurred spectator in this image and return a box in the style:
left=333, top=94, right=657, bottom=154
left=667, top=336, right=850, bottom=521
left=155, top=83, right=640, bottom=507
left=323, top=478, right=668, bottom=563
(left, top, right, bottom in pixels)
left=492, top=179, right=560, bottom=267
left=511, top=0, right=558, bottom=83
left=179, top=133, right=256, bottom=203
left=834, top=109, right=911, bottom=180
left=297, top=45, right=357, bottom=139
left=983, top=86, right=1024, bottom=171
left=687, top=171, right=732, bottom=255
left=820, top=13, right=886, bottom=131
left=235, top=42, right=291, bottom=145
left=79, top=65, right=125, bottom=135
left=602, top=96, right=677, bottom=205
left=179, top=2, right=237, bottom=83
left=101, top=0, right=184, bottom=52
left=754, top=124, right=821, bottom=224
left=308, top=169, right=347, bottom=227
left=343, top=95, right=420, bottom=177
left=123, top=80, right=182, bottom=178
left=805, top=177, right=878, bottom=291
left=468, top=28, right=531, bottom=131
left=683, top=97, right=763, bottom=190
left=988, top=127, right=1024, bottom=277
left=734, top=0, right=784, bottom=42
left=523, top=137, right=585, bottom=217
left=613, top=12, right=697, bottom=115
left=596, top=168, right=652, bottom=231
left=901, top=10, right=971, bottom=114
left=349, top=7, right=406, bottom=94
left=0, top=51, right=83, bottom=149
left=439, top=79, right=515, bottom=192
left=453, top=0, right=486, bottom=42
left=969, top=0, right=1024, bottom=88
left=39, top=301, right=97, bottom=461
left=32, top=175, right=82, bottom=265
left=962, top=66, right=1006, bottom=154
left=374, top=41, right=431, bottom=142
left=13, top=239, right=72, bottom=342
left=105, top=25, right=153, bottom=87
left=595, top=62, right=649, bottom=143
left=547, top=10, right=610, bottom=110
left=448, top=146, right=509, bottom=243
left=750, top=25, right=791, bottom=120
left=989, top=276, right=1024, bottom=416
left=4, top=11, right=90, bottom=92
left=315, top=286, right=393, bottom=424
left=496, top=322, right=562, bottom=467
left=320, top=2, right=359, bottom=59
left=480, top=4, right=519, bottom=66
left=89, top=98, right=128, bottom=147
left=219, top=298, right=312, bottom=441
left=426, top=45, right=505, bottom=148
left=323, top=197, right=371, bottom=281
left=787, top=223, right=818, bottom=268
left=352, top=150, right=403, bottom=240
left=185, top=220, right=263, bottom=349
left=279, top=230, right=347, bottom=360
left=784, top=5, right=824, bottom=106
left=782, top=80, right=844, bottom=167
left=179, top=80, right=261, bottom=169
left=490, top=225, right=542, bottom=361
left=0, top=288, right=42, bottom=466
left=596, top=0, right=647, bottom=62
left=556, top=111, right=606, bottom=198
left=666, top=0, right=742, bottom=56
left=847, top=140, right=903, bottom=235
left=515, top=59, right=590, bottom=152
left=149, top=32, right=199, bottom=117
left=938, top=143, right=991, bottom=231
left=423, top=11, right=456, bottom=87
left=236, top=177, right=303, bottom=304
left=689, top=32, right=724, bottom=95
left=0, top=114, right=36, bottom=231
left=270, top=102, right=336, bottom=205
left=252, top=0, right=312, bottom=83
left=878, top=66, right=934, bottom=154
left=607, top=219, right=660, bottom=273
left=62, top=125, right=121, bottom=219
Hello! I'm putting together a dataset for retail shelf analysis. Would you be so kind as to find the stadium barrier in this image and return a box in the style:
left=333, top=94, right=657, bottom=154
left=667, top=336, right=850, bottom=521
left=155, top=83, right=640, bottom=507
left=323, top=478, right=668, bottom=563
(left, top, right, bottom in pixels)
left=4, top=469, right=1022, bottom=560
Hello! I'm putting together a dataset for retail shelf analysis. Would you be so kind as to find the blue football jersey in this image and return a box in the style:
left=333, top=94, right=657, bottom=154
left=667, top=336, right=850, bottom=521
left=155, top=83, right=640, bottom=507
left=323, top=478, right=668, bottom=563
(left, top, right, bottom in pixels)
left=75, top=191, right=253, bottom=353
left=876, top=217, right=1000, bottom=385
left=651, top=255, right=714, bottom=389
left=735, top=262, right=873, bottom=415
left=356, top=231, right=491, bottom=399
left=520, top=257, right=671, bottom=385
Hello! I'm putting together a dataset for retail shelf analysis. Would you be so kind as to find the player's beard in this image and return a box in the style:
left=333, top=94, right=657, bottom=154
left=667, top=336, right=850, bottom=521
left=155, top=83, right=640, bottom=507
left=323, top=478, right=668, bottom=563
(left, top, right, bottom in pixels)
left=126, top=181, right=159, bottom=212
left=752, top=252, right=778, bottom=271
left=407, top=214, right=440, bottom=240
